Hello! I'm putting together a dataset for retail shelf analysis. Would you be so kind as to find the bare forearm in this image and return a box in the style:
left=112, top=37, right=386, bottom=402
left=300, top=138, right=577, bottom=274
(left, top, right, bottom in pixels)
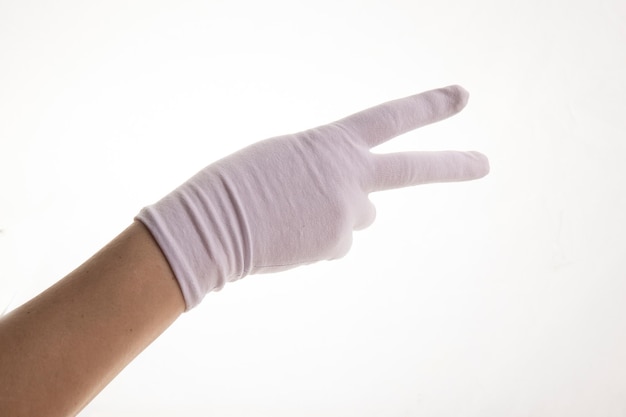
left=0, top=221, right=185, bottom=417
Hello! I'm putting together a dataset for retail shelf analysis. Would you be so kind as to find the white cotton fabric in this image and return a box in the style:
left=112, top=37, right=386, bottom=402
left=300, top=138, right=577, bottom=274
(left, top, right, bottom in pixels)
left=136, top=85, right=489, bottom=310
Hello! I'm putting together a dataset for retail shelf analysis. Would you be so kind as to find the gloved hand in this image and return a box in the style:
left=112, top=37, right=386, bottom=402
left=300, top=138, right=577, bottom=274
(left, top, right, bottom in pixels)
left=136, top=85, right=489, bottom=310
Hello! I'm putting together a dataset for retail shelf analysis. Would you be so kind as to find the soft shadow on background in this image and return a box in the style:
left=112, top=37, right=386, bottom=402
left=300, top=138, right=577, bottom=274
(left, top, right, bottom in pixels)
left=1, top=0, right=625, bottom=416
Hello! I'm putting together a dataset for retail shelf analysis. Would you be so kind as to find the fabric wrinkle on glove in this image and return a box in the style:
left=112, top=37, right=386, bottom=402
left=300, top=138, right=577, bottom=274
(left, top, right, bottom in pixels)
left=136, top=85, right=490, bottom=310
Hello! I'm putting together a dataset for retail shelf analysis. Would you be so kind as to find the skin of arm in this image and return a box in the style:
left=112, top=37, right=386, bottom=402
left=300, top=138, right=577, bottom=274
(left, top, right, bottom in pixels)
left=0, top=221, right=185, bottom=417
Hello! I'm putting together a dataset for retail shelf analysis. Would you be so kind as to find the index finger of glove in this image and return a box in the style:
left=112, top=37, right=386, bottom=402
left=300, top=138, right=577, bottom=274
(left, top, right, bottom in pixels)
left=334, top=85, right=469, bottom=148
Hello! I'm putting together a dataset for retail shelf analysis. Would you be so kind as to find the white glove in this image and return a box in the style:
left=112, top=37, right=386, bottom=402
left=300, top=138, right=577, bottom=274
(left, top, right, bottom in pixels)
left=136, top=85, right=489, bottom=309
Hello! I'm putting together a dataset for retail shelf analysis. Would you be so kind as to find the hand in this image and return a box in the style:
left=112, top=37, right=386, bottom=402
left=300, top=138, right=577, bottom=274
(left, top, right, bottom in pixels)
left=136, top=85, right=489, bottom=309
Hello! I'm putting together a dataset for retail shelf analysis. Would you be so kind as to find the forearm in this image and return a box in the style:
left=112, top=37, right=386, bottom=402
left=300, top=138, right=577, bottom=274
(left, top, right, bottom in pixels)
left=0, top=221, right=185, bottom=417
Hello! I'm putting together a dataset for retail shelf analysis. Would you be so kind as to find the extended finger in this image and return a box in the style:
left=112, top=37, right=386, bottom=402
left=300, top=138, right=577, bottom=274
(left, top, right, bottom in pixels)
left=334, top=85, right=469, bottom=148
left=369, top=150, right=489, bottom=192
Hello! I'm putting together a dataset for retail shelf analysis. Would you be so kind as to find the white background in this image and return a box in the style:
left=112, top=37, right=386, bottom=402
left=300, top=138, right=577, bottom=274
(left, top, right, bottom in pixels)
left=1, top=0, right=625, bottom=416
